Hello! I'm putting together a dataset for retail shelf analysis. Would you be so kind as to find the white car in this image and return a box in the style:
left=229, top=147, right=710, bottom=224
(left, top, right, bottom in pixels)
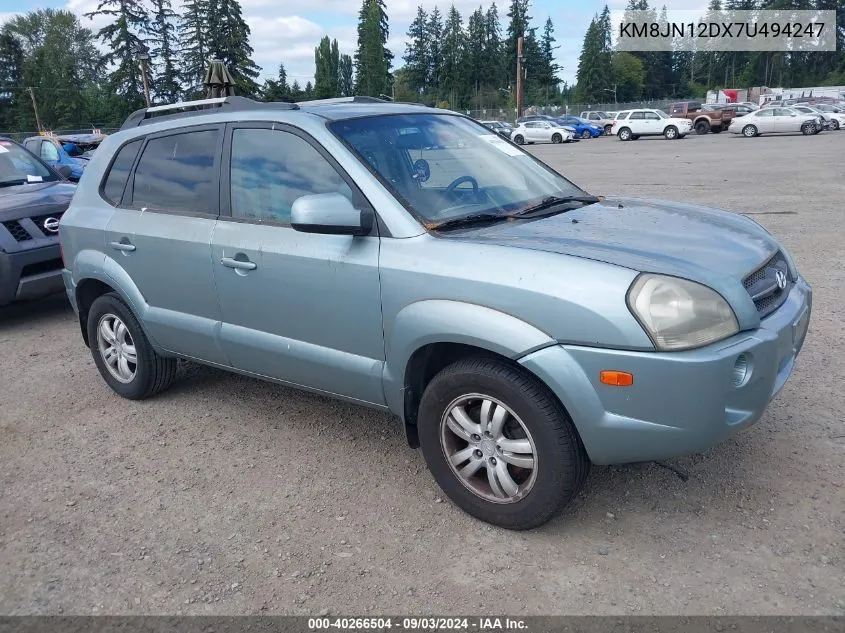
left=580, top=110, right=616, bottom=134
left=510, top=121, right=575, bottom=145
left=728, top=107, right=821, bottom=137
left=611, top=109, right=693, bottom=140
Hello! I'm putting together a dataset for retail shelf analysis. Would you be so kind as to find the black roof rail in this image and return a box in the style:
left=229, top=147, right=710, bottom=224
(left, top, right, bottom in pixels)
left=119, top=96, right=299, bottom=131
left=296, top=96, right=387, bottom=107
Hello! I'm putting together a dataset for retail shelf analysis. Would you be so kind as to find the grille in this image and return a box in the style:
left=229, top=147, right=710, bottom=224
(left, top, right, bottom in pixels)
left=743, top=250, right=791, bottom=318
left=2, top=220, right=32, bottom=242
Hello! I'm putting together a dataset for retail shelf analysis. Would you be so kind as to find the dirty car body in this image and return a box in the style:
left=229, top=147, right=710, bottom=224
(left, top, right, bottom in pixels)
left=59, top=98, right=811, bottom=529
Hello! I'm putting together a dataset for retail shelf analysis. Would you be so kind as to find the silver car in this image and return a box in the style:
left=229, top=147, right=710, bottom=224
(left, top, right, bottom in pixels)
left=729, top=107, right=821, bottom=136
left=60, top=96, right=812, bottom=529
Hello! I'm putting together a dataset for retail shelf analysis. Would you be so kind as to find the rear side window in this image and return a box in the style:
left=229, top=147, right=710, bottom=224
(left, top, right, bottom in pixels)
left=131, top=129, right=218, bottom=214
left=629, top=112, right=644, bottom=120
left=616, top=112, right=630, bottom=119
left=102, top=139, right=142, bottom=205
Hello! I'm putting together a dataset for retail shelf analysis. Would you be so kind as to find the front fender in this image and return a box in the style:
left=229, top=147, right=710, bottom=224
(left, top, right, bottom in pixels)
left=382, top=300, right=555, bottom=415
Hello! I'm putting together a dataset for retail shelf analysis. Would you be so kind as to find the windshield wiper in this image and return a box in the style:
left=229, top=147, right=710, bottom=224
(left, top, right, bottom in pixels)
left=0, top=179, right=27, bottom=188
left=509, top=195, right=600, bottom=219
left=428, top=212, right=511, bottom=231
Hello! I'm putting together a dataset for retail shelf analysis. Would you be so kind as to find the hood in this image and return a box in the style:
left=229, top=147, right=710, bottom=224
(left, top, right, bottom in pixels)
left=438, top=196, right=780, bottom=311
left=0, top=181, right=77, bottom=222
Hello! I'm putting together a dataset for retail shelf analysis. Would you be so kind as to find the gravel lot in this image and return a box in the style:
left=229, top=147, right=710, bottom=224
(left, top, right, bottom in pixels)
left=1, top=130, right=843, bottom=616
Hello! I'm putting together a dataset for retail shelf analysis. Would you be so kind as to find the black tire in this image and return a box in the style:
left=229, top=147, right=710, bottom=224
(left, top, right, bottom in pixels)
left=617, top=127, right=632, bottom=141
left=742, top=124, right=758, bottom=137
left=801, top=123, right=815, bottom=136
left=664, top=125, right=679, bottom=140
left=417, top=357, right=589, bottom=530
left=831, top=119, right=840, bottom=130
left=551, top=133, right=562, bottom=144
left=695, top=120, right=710, bottom=135
left=87, top=292, right=178, bottom=400
left=580, top=129, right=591, bottom=139
left=604, top=124, right=612, bottom=134
left=711, top=126, right=722, bottom=133
left=513, top=134, right=524, bottom=145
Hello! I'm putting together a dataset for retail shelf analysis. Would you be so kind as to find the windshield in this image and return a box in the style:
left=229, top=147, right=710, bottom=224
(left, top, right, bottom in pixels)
left=655, top=110, right=670, bottom=119
left=330, top=113, right=586, bottom=225
left=0, top=140, right=57, bottom=185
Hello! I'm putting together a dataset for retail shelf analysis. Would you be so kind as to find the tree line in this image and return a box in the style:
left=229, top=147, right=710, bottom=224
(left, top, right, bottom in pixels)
left=575, top=0, right=845, bottom=105
left=2, top=0, right=844, bottom=133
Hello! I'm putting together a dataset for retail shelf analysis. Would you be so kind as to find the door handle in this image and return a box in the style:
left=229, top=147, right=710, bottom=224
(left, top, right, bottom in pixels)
left=110, top=241, right=136, bottom=252
left=221, top=257, right=257, bottom=271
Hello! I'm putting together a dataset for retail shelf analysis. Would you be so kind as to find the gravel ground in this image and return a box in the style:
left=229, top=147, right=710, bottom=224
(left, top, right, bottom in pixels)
left=1, top=130, right=843, bottom=616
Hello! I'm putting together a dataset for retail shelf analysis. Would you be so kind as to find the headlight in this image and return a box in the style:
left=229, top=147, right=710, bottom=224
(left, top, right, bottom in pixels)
left=627, top=274, right=739, bottom=351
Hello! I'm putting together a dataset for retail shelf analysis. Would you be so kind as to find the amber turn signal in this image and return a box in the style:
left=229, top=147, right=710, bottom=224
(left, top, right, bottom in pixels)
left=600, top=370, right=634, bottom=386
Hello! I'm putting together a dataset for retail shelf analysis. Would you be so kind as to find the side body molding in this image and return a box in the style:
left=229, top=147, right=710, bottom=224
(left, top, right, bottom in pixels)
left=382, top=299, right=556, bottom=416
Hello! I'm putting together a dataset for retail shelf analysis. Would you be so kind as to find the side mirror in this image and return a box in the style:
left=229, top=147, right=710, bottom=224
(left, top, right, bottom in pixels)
left=56, top=164, right=73, bottom=179
left=291, top=193, right=372, bottom=236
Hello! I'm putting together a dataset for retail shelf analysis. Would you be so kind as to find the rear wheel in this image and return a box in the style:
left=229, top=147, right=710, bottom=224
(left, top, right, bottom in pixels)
left=831, top=119, right=840, bottom=130
left=801, top=123, right=816, bottom=136
left=664, top=125, right=679, bottom=140
left=617, top=127, right=632, bottom=141
left=87, top=292, right=178, bottom=400
left=742, top=124, right=758, bottom=137
left=418, top=357, right=589, bottom=530
left=513, top=134, right=525, bottom=145
left=551, top=133, right=562, bottom=144
left=604, top=124, right=612, bottom=134
left=695, top=120, right=710, bottom=135
left=711, top=126, right=722, bottom=134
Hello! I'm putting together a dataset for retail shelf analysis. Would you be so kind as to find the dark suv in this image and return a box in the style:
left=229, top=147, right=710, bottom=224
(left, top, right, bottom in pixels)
left=0, top=137, right=76, bottom=306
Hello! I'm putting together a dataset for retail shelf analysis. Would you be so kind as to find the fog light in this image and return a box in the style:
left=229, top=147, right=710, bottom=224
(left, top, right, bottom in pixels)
left=731, top=353, right=750, bottom=387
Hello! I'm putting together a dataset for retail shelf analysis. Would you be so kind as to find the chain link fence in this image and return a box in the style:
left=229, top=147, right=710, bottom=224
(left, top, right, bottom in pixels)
left=0, top=128, right=119, bottom=142
left=465, top=99, right=679, bottom=122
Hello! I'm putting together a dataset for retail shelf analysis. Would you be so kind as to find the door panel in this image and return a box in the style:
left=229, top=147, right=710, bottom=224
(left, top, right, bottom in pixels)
left=107, top=125, right=226, bottom=363
left=212, top=123, right=385, bottom=405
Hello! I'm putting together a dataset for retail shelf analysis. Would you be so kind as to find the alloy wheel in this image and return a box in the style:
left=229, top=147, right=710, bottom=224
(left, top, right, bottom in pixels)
left=96, top=313, right=138, bottom=384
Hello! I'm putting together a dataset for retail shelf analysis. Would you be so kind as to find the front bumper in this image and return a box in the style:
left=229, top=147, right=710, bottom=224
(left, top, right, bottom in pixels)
left=0, top=245, right=65, bottom=306
left=520, top=277, right=812, bottom=465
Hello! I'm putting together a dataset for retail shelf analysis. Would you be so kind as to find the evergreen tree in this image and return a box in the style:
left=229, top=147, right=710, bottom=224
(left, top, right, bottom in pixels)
left=339, top=54, right=354, bottom=97
left=354, top=0, right=390, bottom=97
left=538, top=17, right=561, bottom=100
left=426, top=8, right=444, bottom=95
left=505, top=0, right=531, bottom=91
left=314, top=36, right=340, bottom=99
left=148, top=0, right=180, bottom=103
left=575, top=18, right=604, bottom=103
left=179, top=0, right=207, bottom=93
left=0, top=31, right=24, bottom=131
left=206, top=0, right=260, bottom=96
left=289, top=79, right=304, bottom=101
left=466, top=8, right=486, bottom=101
left=355, top=0, right=391, bottom=95
left=262, top=63, right=290, bottom=102
left=439, top=5, right=466, bottom=108
left=85, top=0, right=150, bottom=112
left=403, top=6, right=428, bottom=96
left=304, top=80, right=315, bottom=99
left=483, top=4, right=504, bottom=92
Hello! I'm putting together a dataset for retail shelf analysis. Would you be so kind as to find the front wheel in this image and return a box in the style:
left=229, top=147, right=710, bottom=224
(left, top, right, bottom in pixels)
left=664, top=125, right=679, bottom=140
left=418, top=358, right=589, bottom=530
left=617, top=127, right=632, bottom=141
left=513, top=134, right=525, bottom=145
left=831, top=119, right=840, bottom=130
left=551, top=133, right=562, bottom=144
left=742, top=124, right=758, bottom=137
left=87, top=292, right=178, bottom=400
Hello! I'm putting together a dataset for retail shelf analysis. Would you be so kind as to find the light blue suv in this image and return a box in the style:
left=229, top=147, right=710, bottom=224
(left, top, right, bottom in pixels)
left=59, top=96, right=812, bottom=529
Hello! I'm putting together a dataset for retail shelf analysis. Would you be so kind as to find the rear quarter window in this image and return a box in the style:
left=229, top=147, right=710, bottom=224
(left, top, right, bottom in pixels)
left=102, top=139, right=142, bottom=206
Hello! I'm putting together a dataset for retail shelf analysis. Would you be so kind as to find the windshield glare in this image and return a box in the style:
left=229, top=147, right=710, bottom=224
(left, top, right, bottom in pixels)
left=655, top=110, right=669, bottom=119
left=331, top=114, right=585, bottom=224
left=0, top=141, right=56, bottom=184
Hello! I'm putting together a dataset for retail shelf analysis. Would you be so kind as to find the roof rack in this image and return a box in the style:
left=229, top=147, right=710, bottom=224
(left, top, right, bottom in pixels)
left=119, top=96, right=299, bottom=130
left=296, top=96, right=387, bottom=107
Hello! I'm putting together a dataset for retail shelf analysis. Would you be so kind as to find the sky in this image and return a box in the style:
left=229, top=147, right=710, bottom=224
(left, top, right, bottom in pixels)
left=0, top=0, right=706, bottom=87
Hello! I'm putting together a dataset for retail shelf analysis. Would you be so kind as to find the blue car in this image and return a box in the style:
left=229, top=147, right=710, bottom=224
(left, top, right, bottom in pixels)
left=22, top=134, right=104, bottom=181
left=555, top=116, right=604, bottom=139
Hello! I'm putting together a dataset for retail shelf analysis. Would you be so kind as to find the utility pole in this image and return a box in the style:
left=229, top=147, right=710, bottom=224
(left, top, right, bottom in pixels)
left=133, top=43, right=152, bottom=108
left=516, top=36, right=524, bottom=119
left=27, top=87, right=42, bottom=133
left=140, top=58, right=151, bottom=108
